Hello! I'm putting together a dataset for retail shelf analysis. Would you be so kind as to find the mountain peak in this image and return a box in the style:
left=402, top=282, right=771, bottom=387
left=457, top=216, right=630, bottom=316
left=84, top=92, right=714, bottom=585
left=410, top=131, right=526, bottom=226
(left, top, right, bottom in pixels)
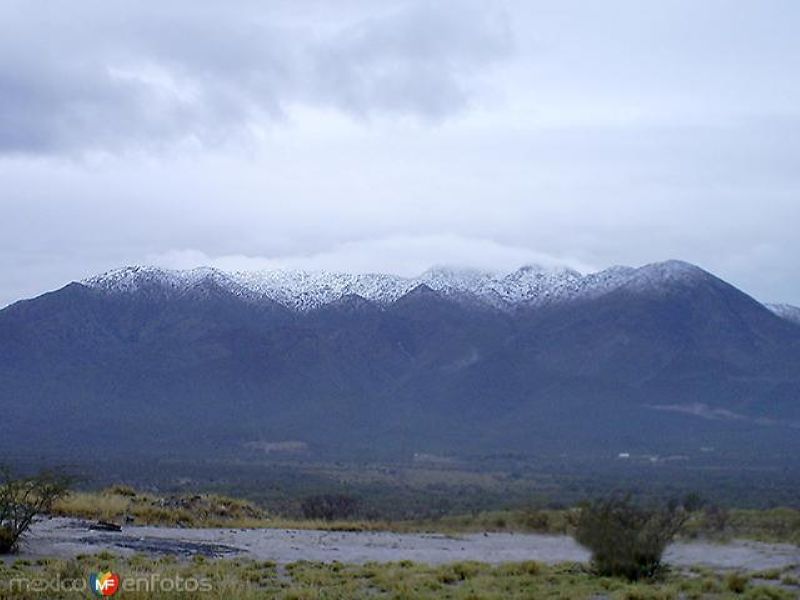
left=621, top=260, right=712, bottom=291
left=644, top=259, right=707, bottom=276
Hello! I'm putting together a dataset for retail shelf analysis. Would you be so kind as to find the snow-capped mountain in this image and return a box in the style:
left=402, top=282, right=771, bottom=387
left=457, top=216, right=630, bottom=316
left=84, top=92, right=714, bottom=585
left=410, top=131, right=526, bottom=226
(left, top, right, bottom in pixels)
left=82, top=260, right=702, bottom=311
left=3, top=257, right=800, bottom=463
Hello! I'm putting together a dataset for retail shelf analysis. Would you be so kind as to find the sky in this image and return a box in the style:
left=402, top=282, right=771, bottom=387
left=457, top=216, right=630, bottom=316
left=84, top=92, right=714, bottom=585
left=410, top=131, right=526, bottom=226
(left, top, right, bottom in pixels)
left=1, top=0, right=799, bottom=307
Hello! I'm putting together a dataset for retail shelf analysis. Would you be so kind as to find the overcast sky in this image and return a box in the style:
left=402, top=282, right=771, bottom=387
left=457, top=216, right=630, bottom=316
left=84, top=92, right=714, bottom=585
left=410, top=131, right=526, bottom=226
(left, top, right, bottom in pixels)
left=1, top=0, right=799, bottom=307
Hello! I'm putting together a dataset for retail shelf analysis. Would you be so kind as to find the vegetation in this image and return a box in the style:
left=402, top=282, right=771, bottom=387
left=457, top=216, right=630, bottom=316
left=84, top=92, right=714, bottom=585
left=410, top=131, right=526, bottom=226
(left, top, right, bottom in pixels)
left=574, top=495, right=688, bottom=580
left=300, top=494, right=359, bottom=521
left=51, top=488, right=268, bottom=528
left=1, top=553, right=797, bottom=599
left=46, top=451, right=800, bottom=521
left=3, top=478, right=798, bottom=597
left=46, top=486, right=800, bottom=548
left=0, top=467, right=72, bottom=554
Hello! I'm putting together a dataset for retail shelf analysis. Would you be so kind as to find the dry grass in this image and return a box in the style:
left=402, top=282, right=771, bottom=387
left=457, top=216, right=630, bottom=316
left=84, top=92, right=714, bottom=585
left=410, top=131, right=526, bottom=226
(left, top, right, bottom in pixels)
left=1, top=554, right=798, bottom=599
left=51, top=488, right=269, bottom=528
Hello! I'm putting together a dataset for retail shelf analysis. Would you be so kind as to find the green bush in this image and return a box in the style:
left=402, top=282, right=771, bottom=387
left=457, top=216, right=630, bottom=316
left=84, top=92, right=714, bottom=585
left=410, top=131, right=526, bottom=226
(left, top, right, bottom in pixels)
left=574, top=495, right=687, bottom=581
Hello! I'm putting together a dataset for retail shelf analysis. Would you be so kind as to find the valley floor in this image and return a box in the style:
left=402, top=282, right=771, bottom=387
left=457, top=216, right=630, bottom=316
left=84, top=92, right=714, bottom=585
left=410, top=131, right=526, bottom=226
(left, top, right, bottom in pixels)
left=14, top=517, right=800, bottom=571
left=2, top=519, right=798, bottom=598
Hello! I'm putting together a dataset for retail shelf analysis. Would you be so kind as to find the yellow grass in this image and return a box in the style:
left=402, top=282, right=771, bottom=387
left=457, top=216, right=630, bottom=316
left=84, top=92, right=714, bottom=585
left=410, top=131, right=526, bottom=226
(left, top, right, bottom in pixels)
left=51, top=488, right=270, bottom=528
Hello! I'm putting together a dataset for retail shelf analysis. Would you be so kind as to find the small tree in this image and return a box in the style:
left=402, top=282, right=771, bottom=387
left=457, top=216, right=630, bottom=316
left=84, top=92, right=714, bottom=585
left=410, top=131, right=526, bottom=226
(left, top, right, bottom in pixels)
left=0, top=467, right=73, bottom=553
left=574, top=494, right=687, bottom=580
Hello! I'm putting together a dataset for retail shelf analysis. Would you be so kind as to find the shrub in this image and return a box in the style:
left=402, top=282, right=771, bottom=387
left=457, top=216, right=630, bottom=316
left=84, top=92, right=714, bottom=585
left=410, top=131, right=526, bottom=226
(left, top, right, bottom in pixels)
left=300, top=494, right=359, bottom=521
left=105, top=484, right=137, bottom=497
left=681, top=492, right=706, bottom=513
left=523, top=509, right=551, bottom=531
left=744, top=588, right=796, bottom=600
left=726, top=572, right=749, bottom=593
left=0, top=527, right=14, bottom=554
left=499, top=561, right=542, bottom=576
left=0, top=467, right=73, bottom=554
left=574, top=495, right=687, bottom=581
left=703, top=504, right=730, bottom=533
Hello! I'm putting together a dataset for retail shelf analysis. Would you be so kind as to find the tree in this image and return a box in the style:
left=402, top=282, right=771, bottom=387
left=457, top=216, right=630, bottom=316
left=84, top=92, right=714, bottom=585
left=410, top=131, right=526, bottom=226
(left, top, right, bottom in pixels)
left=574, top=494, right=688, bottom=580
left=0, top=467, right=73, bottom=553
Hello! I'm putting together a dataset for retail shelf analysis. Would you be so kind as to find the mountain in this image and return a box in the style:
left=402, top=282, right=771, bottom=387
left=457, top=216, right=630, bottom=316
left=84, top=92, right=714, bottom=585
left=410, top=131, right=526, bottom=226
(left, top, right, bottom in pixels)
left=767, top=303, right=800, bottom=325
left=1, top=260, right=799, bottom=464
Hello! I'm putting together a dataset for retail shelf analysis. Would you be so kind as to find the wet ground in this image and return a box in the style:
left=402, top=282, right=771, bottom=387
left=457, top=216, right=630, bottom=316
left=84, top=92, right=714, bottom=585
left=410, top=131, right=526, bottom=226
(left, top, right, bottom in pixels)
left=13, top=518, right=800, bottom=572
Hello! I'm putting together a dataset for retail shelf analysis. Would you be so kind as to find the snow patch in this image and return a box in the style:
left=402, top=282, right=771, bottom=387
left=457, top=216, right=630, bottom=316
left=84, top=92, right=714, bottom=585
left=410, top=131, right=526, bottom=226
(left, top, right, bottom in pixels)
left=82, top=261, right=708, bottom=311
left=766, top=303, right=800, bottom=325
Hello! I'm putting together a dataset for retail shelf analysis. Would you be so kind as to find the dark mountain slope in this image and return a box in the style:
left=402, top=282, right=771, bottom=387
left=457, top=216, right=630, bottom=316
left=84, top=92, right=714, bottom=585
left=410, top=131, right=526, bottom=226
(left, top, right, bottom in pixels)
left=0, top=262, right=798, bottom=463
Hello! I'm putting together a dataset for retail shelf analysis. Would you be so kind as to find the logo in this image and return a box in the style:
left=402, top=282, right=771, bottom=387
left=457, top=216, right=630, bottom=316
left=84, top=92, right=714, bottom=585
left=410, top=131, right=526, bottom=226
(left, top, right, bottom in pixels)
left=89, top=572, right=120, bottom=597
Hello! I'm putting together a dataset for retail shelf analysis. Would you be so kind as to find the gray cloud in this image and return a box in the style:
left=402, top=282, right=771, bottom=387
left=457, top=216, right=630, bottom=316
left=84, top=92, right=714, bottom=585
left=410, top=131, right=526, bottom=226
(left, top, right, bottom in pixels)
left=309, top=3, right=511, bottom=117
left=0, top=1, right=511, bottom=154
left=0, top=1, right=799, bottom=309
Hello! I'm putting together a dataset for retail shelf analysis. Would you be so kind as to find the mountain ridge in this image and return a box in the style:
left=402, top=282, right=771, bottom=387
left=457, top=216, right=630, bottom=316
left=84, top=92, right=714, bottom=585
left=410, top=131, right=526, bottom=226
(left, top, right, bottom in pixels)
left=80, top=259, right=729, bottom=312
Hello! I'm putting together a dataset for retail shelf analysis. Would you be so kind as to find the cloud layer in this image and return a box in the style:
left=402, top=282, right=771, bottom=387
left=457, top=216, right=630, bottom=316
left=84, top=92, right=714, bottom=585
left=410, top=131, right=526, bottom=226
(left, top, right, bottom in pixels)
left=1, top=1, right=799, bottom=308
left=146, top=235, right=594, bottom=276
left=0, top=1, right=511, bottom=154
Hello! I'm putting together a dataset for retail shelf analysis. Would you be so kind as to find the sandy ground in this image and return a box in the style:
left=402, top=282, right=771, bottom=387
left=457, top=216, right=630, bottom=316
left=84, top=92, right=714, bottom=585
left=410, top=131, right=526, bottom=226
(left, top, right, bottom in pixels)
left=11, top=518, right=799, bottom=572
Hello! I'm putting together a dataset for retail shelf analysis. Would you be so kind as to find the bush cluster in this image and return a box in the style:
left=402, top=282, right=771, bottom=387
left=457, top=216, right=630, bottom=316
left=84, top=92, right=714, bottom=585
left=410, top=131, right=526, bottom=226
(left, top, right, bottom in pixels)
left=574, top=495, right=687, bottom=580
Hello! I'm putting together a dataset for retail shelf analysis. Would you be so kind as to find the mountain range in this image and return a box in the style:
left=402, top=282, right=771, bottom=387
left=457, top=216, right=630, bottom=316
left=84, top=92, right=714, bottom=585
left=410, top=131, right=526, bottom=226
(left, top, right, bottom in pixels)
left=1, top=260, right=799, bottom=464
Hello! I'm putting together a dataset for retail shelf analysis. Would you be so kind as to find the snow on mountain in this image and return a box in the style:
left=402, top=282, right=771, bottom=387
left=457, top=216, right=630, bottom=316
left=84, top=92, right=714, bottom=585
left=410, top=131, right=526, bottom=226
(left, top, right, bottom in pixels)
left=766, top=303, right=800, bottom=325
left=82, top=260, right=709, bottom=311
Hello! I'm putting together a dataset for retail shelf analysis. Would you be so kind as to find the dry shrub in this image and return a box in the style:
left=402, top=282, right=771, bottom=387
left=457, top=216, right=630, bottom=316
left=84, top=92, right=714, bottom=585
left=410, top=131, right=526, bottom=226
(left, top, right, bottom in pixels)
left=574, top=495, right=687, bottom=580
